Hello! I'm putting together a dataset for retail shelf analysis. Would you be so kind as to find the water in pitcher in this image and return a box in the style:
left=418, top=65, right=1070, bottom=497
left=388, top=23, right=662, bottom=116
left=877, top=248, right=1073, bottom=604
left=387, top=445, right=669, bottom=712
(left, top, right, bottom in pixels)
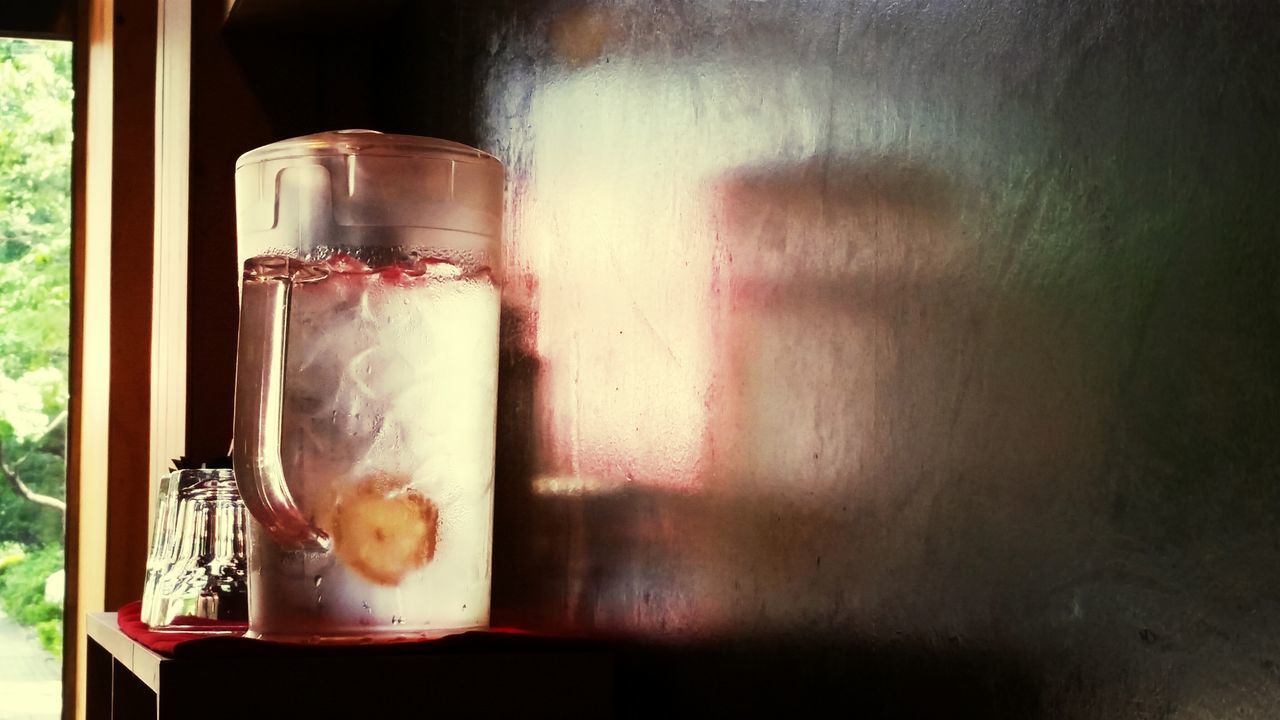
left=243, top=250, right=499, bottom=639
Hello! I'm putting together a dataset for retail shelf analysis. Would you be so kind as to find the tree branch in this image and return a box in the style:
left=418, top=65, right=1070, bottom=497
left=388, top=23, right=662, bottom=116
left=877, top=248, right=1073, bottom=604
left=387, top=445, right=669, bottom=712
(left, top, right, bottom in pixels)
left=0, top=411, right=68, bottom=514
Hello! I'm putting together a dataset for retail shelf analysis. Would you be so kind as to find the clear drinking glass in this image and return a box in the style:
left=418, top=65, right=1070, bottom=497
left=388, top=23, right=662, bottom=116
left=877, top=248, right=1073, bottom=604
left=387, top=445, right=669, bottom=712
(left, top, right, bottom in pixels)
left=146, top=469, right=248, bottom=630
left=140, top=470, right=179, bottom=622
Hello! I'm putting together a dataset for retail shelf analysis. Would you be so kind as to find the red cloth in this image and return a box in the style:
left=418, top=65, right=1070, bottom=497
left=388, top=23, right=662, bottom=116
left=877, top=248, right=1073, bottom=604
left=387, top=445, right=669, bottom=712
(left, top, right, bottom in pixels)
left=116, top=601, right=575, bottom=659
left=116, top=601, right=248, bottom=655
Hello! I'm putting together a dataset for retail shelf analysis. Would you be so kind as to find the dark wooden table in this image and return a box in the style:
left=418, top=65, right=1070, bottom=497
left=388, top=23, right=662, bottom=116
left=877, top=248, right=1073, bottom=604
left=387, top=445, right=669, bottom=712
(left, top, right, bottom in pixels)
left=85, top=613, right=614, bottom=719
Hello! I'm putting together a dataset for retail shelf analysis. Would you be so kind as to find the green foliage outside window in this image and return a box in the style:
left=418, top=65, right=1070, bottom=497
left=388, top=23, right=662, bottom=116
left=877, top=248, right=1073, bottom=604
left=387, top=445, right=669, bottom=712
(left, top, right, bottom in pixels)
left=0, top=543, right=63, bottom=655
left=0, top=36, right=73, bottom=657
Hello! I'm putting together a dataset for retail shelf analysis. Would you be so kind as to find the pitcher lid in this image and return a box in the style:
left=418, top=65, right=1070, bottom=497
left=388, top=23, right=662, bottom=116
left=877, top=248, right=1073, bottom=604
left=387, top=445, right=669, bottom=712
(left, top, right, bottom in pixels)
left=236, top=130, right=499, bottom=169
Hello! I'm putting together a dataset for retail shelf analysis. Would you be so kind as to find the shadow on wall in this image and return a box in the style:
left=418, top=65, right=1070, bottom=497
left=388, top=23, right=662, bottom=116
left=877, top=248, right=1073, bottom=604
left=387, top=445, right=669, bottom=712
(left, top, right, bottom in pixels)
left=478, top=0, right=1280, bottom=716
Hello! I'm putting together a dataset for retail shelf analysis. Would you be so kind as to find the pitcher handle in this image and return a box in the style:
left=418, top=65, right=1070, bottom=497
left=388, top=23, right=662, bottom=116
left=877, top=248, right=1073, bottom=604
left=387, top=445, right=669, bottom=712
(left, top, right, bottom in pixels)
left=232, top=261, right=329, bottom=550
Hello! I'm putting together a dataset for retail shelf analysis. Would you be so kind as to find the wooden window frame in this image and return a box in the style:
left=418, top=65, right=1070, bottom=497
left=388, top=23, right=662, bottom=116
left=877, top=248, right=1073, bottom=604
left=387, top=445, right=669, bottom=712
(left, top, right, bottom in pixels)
left=66, top=1, right=191, bottom=718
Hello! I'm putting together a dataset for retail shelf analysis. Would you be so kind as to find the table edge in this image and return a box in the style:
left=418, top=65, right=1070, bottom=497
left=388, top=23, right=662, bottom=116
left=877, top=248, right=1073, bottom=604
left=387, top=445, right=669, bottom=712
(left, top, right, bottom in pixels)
left=86, top=612, right=166, bottom=693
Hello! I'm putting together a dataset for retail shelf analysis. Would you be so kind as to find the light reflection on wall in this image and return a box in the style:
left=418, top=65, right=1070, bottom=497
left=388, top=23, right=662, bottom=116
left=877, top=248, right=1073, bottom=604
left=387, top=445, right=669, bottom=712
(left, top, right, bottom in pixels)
left=510, top=59, right=836, bottom=495
left=504, top=54, right=984, bottom=502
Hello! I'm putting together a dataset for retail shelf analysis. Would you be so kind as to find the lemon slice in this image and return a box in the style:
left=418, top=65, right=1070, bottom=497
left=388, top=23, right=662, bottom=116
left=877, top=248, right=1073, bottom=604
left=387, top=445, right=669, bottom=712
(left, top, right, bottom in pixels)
left=330, top=476, right=438, bottom=585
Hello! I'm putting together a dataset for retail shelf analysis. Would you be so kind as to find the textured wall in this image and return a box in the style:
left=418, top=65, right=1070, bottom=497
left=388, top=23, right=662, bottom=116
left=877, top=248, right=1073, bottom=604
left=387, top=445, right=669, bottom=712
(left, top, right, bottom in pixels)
left=457, top=1, right=1280, bottom=716
left=219, top=0, right=1280, bottom=715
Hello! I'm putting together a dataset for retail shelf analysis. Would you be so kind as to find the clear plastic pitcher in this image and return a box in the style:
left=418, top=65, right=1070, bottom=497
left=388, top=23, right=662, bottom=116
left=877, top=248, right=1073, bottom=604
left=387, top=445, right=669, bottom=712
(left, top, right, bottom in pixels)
left=231, top=131, right=504, bottom=641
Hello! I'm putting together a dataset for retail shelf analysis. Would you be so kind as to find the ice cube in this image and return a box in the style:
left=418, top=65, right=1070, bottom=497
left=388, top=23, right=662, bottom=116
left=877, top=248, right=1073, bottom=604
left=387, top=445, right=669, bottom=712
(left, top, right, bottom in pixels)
left=345, top=345, right=418, bottom=402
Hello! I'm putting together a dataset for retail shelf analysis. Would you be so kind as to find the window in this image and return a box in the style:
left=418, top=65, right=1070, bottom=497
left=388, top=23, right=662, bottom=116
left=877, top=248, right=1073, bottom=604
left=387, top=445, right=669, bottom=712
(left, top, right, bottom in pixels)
left=0, top=36, right=73, bottom=720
